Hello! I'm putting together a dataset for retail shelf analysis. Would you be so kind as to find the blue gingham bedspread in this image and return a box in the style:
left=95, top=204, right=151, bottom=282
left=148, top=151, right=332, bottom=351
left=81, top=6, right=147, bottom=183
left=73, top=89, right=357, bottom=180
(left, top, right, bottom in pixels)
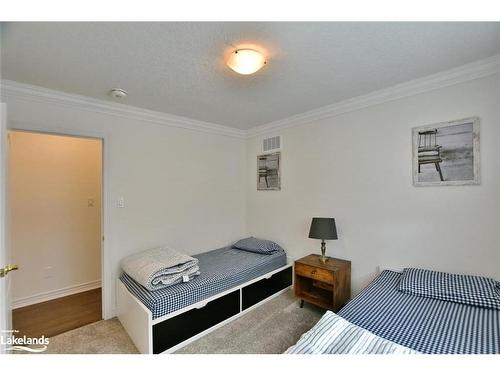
left=120, top=246, right=287, bottom=320
left=337, top=270, right=500, bottom=354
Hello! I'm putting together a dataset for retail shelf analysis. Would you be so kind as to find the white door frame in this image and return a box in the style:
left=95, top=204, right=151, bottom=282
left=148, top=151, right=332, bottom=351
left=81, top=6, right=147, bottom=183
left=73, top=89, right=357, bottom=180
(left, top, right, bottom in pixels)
left=7, top=119, right=112, bottom=320
left=0, top=103, right=10, bottom=353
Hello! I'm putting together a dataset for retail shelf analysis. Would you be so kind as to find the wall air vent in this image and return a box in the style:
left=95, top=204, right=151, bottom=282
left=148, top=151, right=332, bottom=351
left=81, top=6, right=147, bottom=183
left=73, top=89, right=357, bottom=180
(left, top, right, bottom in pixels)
left=263, top=136, right=281, bottom=152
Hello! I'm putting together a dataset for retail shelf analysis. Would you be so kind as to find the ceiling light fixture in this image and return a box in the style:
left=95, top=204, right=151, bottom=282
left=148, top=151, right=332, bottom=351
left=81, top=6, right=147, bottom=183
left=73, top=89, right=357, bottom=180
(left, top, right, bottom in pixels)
left=109, top=88, right=128, bottom=99
left=226, top=49, right=266, bottom=75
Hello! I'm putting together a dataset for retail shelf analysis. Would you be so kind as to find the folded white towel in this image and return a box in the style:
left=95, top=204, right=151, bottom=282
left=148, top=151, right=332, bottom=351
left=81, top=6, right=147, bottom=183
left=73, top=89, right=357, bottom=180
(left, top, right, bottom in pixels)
left=121, top=246, right=200, bottom=291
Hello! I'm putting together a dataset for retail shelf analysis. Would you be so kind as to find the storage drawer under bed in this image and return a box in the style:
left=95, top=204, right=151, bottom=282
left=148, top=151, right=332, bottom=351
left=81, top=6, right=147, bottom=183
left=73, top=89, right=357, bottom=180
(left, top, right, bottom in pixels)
left=242, top=266, right=293, bottom=310
left=152, top=290, right=240, bottom=353
left=150, top=265, right=292, bottom=353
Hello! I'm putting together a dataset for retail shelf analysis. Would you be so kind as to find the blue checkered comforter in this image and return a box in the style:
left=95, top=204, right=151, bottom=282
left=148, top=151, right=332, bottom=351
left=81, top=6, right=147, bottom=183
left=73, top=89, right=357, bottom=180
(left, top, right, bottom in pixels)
left=338, top=270, right=500, bottom=354
left=120, top=246, right=287, bottom=320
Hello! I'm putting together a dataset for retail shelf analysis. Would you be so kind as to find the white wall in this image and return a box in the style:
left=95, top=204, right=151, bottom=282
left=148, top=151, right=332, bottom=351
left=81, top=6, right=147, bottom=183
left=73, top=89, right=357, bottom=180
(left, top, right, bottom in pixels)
left=9, top=131, right=102, bottom=306
left=246, top=74, right=500, bottom=295
left=3, top=95, right=247, bottom=318
left=3, top=72, right=499, bottom=315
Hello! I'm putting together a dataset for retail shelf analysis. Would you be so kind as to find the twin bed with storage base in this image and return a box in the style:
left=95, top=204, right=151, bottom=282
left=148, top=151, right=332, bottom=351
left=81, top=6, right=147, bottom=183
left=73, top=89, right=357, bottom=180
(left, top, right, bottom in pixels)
left=117, top=245, right=292, bottom=354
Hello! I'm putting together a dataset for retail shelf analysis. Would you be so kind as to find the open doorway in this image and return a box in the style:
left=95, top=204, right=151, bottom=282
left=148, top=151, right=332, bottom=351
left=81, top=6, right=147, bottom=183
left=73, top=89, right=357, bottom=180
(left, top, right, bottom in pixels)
left=8, top=130, right=103, bottom=339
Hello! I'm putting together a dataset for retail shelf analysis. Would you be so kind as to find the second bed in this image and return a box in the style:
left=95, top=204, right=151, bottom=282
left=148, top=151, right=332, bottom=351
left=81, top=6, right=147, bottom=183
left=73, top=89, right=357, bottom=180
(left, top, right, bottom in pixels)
left=288, top=269, right=500, bottom=354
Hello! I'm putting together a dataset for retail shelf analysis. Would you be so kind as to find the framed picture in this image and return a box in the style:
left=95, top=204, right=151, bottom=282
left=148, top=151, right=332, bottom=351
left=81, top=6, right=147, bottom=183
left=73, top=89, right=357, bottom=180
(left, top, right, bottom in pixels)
left=412, top=117, right=480, bottom=186
left=257, top=152, right=281, bottom=190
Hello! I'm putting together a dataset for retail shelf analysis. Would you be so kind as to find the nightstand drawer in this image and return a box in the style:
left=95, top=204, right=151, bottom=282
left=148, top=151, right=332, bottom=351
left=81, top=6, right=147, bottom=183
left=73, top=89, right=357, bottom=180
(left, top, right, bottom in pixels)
left=295, top=262, right=333, bottom=284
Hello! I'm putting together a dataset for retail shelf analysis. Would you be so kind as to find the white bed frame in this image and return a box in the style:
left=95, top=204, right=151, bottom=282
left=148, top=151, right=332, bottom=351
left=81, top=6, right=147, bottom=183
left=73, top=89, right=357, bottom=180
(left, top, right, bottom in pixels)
left=117, top=263, right=293, bottom=354
left=377, top=264, right=404, bottom=274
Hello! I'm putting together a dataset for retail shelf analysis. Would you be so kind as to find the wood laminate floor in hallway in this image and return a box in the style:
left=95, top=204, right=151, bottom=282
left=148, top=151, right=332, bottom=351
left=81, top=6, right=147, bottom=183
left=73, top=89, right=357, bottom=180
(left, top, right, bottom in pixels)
left=12, top=288, right=102, bottom=338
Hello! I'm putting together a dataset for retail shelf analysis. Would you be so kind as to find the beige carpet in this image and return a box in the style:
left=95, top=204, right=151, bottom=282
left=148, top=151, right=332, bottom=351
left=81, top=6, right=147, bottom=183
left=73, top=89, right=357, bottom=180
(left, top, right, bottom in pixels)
left=41, top=290, right=324, bottom=354
left=44, top=317, right=138, bottom=354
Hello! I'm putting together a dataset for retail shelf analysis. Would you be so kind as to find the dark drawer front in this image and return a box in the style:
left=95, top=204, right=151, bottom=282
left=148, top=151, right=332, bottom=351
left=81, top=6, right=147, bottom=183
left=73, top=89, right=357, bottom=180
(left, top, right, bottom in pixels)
left=242, top=266, right=293, bottom=310
left=153, top=290, right=240, bottom=354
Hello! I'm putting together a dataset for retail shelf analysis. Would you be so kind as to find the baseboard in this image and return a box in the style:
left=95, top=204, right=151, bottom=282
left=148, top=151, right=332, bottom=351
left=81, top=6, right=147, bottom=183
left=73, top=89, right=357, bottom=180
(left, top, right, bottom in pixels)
left=12, top=280, right=102, bottom=309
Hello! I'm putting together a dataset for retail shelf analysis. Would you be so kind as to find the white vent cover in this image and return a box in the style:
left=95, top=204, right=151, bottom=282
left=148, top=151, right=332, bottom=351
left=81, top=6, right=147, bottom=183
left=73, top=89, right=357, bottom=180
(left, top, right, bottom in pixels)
left=263, top=136, right=281, bottom=152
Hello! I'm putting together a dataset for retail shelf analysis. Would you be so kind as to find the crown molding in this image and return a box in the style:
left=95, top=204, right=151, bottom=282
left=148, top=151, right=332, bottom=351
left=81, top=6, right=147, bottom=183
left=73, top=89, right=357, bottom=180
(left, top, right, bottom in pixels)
left=3, top=53, right=500, bottom=140
left=0, top=80, right=246, bottom=139
left=247, top=53, right=500, bottom=137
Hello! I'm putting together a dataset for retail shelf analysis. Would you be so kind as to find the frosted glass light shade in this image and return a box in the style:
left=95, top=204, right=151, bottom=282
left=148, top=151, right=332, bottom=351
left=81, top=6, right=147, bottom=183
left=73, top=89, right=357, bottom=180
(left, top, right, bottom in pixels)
left=226, top=49, right=266, bottom=75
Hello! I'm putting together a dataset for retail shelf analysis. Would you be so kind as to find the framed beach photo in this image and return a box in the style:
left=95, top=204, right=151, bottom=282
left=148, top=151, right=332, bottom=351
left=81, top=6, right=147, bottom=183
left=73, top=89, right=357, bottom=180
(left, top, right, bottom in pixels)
left=412, top=117, right=480, bottom=187
left=257, top=152, right=281, bottom=190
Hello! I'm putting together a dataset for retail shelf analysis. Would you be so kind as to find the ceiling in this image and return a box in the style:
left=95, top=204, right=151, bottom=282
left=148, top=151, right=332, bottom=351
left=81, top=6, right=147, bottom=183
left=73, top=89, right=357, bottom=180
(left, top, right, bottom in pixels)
left=2, top=22, right=500, bottom=130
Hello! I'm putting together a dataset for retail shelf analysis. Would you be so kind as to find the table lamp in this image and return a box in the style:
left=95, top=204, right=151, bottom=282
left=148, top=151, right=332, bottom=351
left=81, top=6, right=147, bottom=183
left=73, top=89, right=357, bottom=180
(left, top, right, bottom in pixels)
left=308, top=217, right=338, bottom=263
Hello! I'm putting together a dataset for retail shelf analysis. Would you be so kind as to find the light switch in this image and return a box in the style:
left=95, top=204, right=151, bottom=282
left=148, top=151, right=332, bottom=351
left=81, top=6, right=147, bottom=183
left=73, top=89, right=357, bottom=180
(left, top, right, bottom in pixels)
left=43, top=266, right=54, bottom=279
left=88, top=198, right=95, bottom=207
left=117, top=196, right=125, bottom=208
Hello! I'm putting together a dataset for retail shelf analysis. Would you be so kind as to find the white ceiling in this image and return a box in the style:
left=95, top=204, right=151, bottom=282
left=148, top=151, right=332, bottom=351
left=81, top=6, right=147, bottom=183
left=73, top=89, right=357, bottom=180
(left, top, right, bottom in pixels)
left=2, top=22, right=500, bottom=130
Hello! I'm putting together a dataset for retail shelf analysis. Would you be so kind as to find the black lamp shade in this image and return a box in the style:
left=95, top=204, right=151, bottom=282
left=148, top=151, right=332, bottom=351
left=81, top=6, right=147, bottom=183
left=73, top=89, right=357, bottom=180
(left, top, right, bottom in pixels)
left=308, top=217, right=338, bottom=240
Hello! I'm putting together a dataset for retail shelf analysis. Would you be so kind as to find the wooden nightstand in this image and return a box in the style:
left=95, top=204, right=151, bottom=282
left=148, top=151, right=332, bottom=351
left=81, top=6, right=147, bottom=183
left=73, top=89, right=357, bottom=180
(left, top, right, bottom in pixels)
left=294, top=254, right=351, bottom=311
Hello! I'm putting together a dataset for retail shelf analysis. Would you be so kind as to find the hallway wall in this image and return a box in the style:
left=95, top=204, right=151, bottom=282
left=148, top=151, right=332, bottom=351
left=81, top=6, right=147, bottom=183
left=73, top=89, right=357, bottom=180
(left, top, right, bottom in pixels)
left=9, top=131, right=102, bottom=308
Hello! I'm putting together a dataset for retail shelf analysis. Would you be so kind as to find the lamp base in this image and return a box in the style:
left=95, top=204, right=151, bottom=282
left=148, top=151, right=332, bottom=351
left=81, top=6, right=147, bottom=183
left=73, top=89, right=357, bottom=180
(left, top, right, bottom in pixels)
left=320, top=240, right=328, bottom=263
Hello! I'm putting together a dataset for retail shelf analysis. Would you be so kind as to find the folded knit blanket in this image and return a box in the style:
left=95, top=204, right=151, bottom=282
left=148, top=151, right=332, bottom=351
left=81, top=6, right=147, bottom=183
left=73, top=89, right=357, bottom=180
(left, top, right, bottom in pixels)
left=121, top=246, right=200, bottom=291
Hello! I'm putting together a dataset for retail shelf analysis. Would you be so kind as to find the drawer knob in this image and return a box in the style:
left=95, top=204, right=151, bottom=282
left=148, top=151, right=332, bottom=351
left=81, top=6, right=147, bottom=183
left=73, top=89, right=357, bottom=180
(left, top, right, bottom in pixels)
left=195, top=301, right=208, bottom=309
left=311, top=269, right=317, bottom=274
